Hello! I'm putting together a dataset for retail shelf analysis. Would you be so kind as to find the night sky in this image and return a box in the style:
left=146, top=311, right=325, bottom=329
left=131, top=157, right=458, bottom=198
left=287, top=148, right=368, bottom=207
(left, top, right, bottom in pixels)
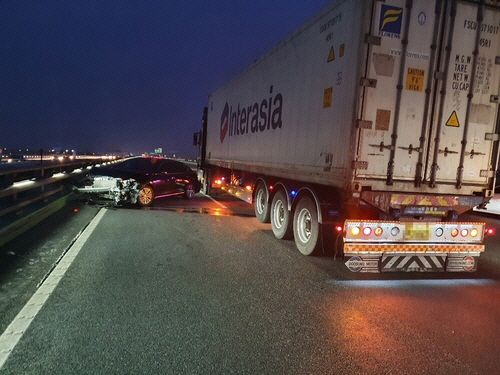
left=2, top=1, right=331, bottom=158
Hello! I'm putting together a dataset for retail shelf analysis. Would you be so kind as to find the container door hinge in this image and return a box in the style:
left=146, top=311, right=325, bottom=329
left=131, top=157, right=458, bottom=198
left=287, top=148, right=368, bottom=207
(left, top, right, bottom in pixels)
left=485, top=133, right=499, bottom=141
left=465, top=149, right=486, bottom=159
left=360, top=78, right=377, bottom=88
left=356, top=120, right=372, bottom=129
left=438, top=147, right=458, bottom=157
left=480, top=170, right=495, bottom=178
left=353, top=161, right=368, bottom=170
left=369, top=142, right=393, bottom=152
left=398, top=144, right=422, bottom=154
left=364, top=34, right=381, bottom=46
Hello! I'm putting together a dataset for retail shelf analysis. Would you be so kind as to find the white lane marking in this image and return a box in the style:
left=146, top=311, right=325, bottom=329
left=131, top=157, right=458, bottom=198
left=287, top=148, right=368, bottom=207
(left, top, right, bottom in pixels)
left=0, top=208, right=107, bottom=369
left=201, top=192, right=228, bottom=209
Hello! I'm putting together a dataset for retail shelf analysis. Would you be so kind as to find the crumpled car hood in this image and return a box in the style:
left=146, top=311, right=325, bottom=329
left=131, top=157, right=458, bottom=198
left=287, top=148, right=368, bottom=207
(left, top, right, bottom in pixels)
left=74, top=171, right=141, bottom=206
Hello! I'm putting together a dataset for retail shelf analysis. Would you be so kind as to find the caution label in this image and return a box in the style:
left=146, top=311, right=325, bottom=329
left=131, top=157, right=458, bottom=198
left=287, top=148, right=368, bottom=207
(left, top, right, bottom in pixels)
left=405, top=68, right=424, bottom=91
left=327, top=47, right=335, bottom=62
left=446, top=111, right=460, bottom=127
left=323, top=87, right=333, bottom=108
left=339, top=43, right=345, bottom=57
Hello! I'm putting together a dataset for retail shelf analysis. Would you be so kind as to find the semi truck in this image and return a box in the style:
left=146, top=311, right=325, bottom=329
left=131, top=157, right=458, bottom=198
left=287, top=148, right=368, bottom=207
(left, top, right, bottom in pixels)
left=194, top=0, right=500, bottom=272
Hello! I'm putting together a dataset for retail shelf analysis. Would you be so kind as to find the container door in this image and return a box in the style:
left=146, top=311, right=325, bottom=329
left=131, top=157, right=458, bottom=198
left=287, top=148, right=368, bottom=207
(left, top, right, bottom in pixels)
left=427, top=0, right=500, bottom=187
left=357, top=0, right=440, bottom=182
left=357, top=0, right=500, bottom=189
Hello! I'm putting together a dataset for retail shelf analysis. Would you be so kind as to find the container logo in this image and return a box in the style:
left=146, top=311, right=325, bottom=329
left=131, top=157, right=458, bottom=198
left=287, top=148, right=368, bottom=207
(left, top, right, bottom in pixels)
left=219, top=89, right=283, bottom=143
left=220, top=103, right=229, bottom=143
left=379, top=4, right=403, bottom=38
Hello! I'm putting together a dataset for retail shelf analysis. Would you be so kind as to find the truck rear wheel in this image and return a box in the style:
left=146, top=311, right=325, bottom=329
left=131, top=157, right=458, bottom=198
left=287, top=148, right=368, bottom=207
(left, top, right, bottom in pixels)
left=203, top=171, right=212, bottom=195
left=293, top=196, right=320, bottom=255
left=254, top=182, right=270, bottom=223
left=270, top=190, right=293, bottom=239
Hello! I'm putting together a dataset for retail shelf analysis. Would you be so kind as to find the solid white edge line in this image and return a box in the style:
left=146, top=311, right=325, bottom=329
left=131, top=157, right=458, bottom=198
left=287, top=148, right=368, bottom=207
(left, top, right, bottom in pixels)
left=201, top=192, right=228, bottom=209
left=0, top=208, right=107, bottom=369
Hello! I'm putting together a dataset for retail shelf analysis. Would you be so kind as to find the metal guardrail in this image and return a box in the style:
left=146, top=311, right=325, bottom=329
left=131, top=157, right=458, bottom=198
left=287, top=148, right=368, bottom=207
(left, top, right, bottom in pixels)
left=0, top=158, right=118, bottom=246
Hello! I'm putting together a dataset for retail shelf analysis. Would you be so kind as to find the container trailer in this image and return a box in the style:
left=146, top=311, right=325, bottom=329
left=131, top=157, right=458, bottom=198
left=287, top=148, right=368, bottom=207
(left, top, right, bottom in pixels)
left=194, top=0, right=500, bottom=272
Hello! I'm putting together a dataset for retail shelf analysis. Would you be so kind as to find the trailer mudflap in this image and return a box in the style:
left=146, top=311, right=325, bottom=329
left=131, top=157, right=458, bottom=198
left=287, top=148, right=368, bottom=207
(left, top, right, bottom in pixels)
left=344, top=244, right=484, bottom=273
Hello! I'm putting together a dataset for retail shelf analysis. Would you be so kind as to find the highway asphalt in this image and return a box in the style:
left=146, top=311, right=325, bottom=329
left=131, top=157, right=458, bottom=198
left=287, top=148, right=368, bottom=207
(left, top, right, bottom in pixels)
left=1, top=195, right=500, bottom=374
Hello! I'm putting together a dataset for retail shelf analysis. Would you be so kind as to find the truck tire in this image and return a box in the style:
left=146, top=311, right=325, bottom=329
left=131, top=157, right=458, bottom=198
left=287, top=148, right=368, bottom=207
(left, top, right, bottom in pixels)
left=254, top=182, right=270, bottom=223
left=293, top=196, right=320, bottom=255
left=270, top=190, right=293, bottom=240
left=203, top=171, right=212, bottom=195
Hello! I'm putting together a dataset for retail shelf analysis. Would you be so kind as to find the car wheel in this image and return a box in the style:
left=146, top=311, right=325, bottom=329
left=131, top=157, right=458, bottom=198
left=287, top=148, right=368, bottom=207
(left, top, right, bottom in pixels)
left=183, top=183, right=195, bottom=199
left=137, top=185, right=154, bottom=207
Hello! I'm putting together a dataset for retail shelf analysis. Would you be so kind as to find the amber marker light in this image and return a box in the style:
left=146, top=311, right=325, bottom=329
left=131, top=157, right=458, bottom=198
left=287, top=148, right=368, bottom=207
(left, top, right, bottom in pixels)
left=351, top=226, right=361, bottom=236
left=470, top=228, right=479, bottom=237
left=374, top=227, right=383, bottom=236
left=451, top=228, right=459, bottom=237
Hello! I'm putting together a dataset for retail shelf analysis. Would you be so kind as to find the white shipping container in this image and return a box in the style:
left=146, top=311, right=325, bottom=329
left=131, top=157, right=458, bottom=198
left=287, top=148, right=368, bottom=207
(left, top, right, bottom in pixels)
left=205, top=0, right=500, bottom=197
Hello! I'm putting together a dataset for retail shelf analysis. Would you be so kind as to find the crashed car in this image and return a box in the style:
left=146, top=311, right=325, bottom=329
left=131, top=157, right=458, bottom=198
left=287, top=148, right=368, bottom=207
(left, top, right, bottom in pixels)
left=75, top=156, right=200, bottom=206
